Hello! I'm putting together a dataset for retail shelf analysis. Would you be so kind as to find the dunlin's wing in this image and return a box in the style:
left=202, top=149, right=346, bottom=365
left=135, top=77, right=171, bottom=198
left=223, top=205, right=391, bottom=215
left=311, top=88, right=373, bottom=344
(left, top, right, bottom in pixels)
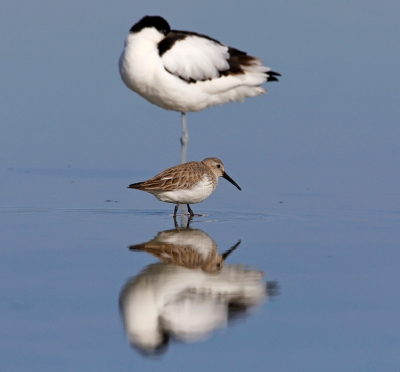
left=129, top=242, right=208, bottom=269
left=132, top=162, right=208, bottom=191
left=129, top=228, right=219, bottom=270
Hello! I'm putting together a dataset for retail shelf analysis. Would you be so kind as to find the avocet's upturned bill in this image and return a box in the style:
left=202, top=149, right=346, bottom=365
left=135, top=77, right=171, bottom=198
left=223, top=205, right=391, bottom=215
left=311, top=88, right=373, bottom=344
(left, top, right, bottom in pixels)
left=119, top=16, right=280, bottom=162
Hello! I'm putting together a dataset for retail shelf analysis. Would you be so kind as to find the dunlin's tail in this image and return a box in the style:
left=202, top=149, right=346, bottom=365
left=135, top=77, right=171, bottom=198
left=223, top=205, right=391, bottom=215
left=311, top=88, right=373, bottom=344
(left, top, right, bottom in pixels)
left=128, top=182, right=143, bottom=189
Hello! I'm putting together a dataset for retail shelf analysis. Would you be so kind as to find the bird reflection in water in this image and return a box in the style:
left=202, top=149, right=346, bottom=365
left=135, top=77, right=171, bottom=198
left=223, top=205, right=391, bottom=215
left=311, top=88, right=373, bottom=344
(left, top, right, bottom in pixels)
left=129, top=226, right=240, bottom=273
left=119, top=225, right=279, bottom=357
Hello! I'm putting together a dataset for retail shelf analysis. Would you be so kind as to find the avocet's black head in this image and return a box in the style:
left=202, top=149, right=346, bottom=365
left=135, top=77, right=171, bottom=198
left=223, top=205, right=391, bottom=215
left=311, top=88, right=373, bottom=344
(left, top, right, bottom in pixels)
left=129, top=16, right=171, bottom=35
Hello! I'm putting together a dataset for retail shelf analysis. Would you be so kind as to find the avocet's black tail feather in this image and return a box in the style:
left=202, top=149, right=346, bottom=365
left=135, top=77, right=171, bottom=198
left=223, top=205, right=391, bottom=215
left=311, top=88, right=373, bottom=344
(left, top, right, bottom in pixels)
left=266, top=70, right=281, bottom=82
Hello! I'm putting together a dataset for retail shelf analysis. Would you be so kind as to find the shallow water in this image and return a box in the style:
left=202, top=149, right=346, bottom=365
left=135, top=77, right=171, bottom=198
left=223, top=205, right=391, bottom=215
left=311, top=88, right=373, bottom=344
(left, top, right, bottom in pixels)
left=1, top=169, right=399, bottom=372
left=2, top=0, right=400, bottom=370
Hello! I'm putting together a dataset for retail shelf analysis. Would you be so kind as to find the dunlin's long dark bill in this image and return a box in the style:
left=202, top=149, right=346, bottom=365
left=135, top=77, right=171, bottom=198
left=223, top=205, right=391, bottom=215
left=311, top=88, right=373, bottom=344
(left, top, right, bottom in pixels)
left=222, top=172, right=241, bottom=190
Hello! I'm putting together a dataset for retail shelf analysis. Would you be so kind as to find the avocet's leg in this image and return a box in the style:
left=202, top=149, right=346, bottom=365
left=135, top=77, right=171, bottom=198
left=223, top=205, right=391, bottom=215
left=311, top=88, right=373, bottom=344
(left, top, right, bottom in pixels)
left=180, top=112, right=188, bottom=164
left=180, top=112, right=189, bottom=217
left=179, top=210, right=189, bottom=229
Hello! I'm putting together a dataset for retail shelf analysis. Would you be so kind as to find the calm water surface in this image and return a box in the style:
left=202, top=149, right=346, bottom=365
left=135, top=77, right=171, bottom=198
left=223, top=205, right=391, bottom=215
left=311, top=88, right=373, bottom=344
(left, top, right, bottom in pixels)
left=2, top=1, right=400, bottom=370
left=1, top=170, right=399, bottom=372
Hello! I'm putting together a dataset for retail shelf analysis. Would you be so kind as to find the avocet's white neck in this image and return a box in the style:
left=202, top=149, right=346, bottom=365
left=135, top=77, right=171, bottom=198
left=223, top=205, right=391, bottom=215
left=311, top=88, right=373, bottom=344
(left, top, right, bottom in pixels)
left=124, top=28, right=164, bottom=55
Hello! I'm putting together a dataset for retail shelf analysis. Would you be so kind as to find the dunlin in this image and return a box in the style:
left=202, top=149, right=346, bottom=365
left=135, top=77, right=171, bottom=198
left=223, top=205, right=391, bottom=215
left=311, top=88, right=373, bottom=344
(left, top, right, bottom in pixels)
left=119, top=15, right=280, bottom=162
left=128, top=157, right=241, bottom=217
left=129, top=227, right=240, bottom=273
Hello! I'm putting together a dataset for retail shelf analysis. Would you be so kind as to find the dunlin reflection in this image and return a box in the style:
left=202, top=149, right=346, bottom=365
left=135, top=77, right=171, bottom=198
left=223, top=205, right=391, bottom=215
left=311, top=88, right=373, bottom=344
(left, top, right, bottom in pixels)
left=120, top=227, right=279, bottom=356
left=129, top=227, right=239, bottom=273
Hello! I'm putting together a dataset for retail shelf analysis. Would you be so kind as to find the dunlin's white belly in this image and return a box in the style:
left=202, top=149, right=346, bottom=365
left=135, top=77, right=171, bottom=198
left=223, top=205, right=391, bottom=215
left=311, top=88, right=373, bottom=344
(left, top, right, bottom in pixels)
left=150, top=177, right=216, bottom=204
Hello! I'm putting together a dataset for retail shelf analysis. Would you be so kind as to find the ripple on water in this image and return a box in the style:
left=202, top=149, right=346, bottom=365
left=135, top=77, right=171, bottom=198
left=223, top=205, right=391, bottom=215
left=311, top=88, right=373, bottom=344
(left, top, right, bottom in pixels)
left=0, top=207, right=274, bottom=223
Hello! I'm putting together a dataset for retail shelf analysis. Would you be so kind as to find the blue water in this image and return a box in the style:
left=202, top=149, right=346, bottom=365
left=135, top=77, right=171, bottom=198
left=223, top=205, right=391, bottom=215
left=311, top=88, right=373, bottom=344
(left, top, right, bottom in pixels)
left=2, top=1, right=400, bottom=370
left=1, top=169, right=399, bottom=372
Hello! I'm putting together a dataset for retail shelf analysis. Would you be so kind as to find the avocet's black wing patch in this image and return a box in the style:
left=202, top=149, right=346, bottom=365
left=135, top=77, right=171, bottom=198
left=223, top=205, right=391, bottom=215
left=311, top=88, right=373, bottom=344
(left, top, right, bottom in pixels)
left=159, top=31, right=280, bottom=84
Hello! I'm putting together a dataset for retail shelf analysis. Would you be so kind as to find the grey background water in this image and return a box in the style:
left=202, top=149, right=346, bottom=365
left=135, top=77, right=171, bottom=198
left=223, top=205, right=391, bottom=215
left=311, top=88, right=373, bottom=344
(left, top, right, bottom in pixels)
left=1, top=1, right=399, bottom=371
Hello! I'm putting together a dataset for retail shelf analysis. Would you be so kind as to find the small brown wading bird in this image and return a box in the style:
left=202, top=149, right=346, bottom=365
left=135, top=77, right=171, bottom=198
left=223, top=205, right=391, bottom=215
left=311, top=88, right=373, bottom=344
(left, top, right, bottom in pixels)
left=128, top=157, right=241, bottom=217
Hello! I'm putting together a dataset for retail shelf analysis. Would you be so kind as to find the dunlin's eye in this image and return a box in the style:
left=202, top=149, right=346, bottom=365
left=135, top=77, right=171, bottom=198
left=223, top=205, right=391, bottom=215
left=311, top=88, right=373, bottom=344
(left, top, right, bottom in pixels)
left=217, top=164, right=221, bottom=168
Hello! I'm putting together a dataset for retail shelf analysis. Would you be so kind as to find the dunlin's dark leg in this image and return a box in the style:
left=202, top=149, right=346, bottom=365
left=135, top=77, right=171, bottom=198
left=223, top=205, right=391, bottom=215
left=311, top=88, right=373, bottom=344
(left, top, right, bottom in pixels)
left=187, top=204, right=194, bottom=218
left=174, top=203, right=180, bottom=218
left=173, top=215, right=179, bottom=230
